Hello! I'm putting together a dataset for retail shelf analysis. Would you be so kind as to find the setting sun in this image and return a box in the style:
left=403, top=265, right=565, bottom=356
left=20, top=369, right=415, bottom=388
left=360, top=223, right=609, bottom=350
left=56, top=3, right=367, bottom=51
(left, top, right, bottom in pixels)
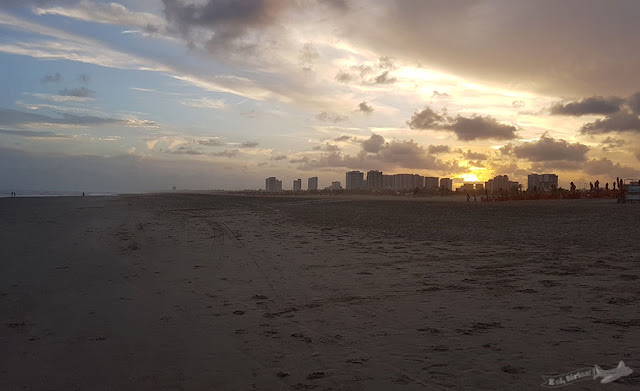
left=461, top=173, right=480, bottom=182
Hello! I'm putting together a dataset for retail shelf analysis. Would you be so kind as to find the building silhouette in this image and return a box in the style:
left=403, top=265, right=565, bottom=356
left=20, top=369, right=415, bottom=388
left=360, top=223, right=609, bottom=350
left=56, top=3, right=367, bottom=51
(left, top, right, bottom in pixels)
left=424, top=177, right=439, bottom=190
left=366, top=170, right=383, bottom=190
left=440, top=178, right=453, bottom=191
left=293, top=178, right=302, bottom=191
left=265, top=177, right=282, bottom=192
left=308, top=177, right=318, bottom=191
left=528, top=173, right=558, bottom=193
left=346, top=171, right=365, bottom=190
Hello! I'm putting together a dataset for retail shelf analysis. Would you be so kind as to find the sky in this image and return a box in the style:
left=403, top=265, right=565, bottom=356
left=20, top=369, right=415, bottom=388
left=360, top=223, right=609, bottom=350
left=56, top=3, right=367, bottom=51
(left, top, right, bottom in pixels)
left=1, top=0, right=640, bottom=192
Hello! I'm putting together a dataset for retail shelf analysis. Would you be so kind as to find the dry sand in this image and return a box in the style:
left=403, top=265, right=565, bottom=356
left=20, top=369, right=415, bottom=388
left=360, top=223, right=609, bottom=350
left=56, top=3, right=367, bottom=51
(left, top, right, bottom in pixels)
left=1, top=193, right=639, bottom=390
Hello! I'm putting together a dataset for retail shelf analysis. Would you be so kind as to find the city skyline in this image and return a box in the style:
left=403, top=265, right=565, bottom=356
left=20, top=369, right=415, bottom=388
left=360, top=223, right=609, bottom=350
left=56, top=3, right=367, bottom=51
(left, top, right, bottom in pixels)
left=2, top=1, right=640, bottom=192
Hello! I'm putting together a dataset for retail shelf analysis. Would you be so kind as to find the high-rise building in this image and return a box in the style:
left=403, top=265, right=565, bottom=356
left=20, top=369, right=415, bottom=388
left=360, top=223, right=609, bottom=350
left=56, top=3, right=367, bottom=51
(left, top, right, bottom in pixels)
left=382, top=174, right=394, bottom=189
left=366, top=170, right=383, bottom=190
left=346, top=171, right=365, bottom=190
left=265, top=177, right=282, bottom=193
left=393, top=174, right=414, bottom=190
left=528, top=173, right=558, bottom=193
left=293, top=178, right=302, bottom=191
left=440, top=178, right=453, bottom=191
left=485, top=175, right=512, bottom=194
left=308, top=176, right=318, bottom=191
left=424, top=177, right=439, bottom=190
left=327, top=181, right=342, bottom=190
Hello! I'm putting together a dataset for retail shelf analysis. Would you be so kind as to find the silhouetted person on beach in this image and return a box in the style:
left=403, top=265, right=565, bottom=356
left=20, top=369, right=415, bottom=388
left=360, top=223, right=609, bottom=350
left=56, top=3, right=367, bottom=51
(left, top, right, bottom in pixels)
left=613, top=181, right=617, bottom=190
left=466, top=194, right=470, bottom=202
left=570, top=182, right=576, bottom=194
left=605, top=183, right=609, bottom=191
left=590, top=182, right=593, bottom=192
left=473, top=194, right=477, bottom=203
left=82, top=192, right=85, bottom=196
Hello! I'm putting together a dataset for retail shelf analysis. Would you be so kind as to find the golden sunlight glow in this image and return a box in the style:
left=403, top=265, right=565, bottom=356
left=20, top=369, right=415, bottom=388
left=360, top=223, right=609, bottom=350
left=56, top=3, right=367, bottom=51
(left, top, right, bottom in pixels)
left=461, top=173, right=479, bottom=182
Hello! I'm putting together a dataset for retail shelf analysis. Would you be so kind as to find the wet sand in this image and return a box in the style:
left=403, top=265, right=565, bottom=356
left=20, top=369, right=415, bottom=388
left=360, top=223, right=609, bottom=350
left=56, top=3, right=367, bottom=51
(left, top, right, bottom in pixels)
left=1, top=194, right=639, bottom=390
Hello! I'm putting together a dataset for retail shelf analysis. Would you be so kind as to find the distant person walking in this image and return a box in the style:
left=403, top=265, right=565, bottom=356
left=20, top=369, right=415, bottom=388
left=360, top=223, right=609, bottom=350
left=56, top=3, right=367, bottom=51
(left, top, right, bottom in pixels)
left=466, top=194, right=470, bottom=203
left=570, top=182, right=576, bottom=194
left=605, top=183, right=609, bottom=191
left=590, top=182, right=594, bottom=192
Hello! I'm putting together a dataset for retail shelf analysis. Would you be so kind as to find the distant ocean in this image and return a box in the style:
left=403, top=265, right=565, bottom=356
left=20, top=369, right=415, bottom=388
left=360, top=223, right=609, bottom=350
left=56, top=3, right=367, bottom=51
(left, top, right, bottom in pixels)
left=0, top=190, right=116, bottom=198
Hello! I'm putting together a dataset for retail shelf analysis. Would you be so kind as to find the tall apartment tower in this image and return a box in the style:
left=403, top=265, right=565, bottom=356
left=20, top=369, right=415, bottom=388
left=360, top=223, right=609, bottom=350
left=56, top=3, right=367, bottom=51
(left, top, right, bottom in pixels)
left=265, top=177, right=282, bottom=192
left=440, top=178, right=453, bottom=191
left=366, top=170, right=383, bottom=190
left=308, top=176, right=318, bottom=191
left=345, top=171, right=364, bottom=190
left=293, top=178, right=302, bottom=191
left=424, top=177, right=439, bottom=190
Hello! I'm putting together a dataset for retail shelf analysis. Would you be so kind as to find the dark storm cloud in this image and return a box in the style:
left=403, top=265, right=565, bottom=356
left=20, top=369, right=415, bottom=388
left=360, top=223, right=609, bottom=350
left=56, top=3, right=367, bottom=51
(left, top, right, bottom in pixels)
left=427, top=144, right=450, bottom=154
left=627, top=92, right=640, bottom=115
left=41, top=73, right=62, bottom=83
left=512, top=134, right=589, bottom=162
left=549, top=96, right=623, bottom=116
left=580, top=111, right=640, bottom=134
left=316, top=112, right=348, bottom=123
left=241, top=140, right=259, bottom=148
left=357, top=101, right=374, bottom=113
left=59, top=86, right=93, bottom=98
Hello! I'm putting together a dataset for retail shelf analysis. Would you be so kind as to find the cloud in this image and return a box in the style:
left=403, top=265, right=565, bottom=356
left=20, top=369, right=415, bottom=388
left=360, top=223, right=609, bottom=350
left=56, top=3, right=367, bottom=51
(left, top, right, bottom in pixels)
left=512, top=133, right=589, bottom=162
left=270, top=154, right=287, bottom=160
left=427, top=144, right=450, bottom=154
left=361, top=133, right=385, bottom=153
left=316, top=112, right=348, bottom=123
left=180, top=98, right=227, bottom=110
left=448, top=115, right=517, bottom=141
left=241, top=140, right=259, bottom=148
left=462, top=150, right=488, bottom=161
left=0, top=128, right=70, bottom=139
left=171, top=146, right=205, bottom=155
left=583, top=158, right=640, bottom=179
left=408, top=107, right=517, bottom=140
left=78, top=73, right=90, bottom=84
left=598, top=136, right=626, bottom=152
left=197, top=138, right=226, bottom=146
left=41, top=72, right=62, bottom=83
left=212, top=149, right=240, bottom=158
left=406, top=107, right=448, bottom=130
left=373, top=70, right=396, bottom=85
left=581, top=110, right=640, bottom=134
left=334, top=135, right=351, bottom=142
left=58, top=86, right=93, bottom=98
left=357, top=101, right=374, bottom=113
left=33, top=0, right=167, bottom=34
left=335, top=70, right=356, bottom=83
left=0, top=108, right=155, bottom=128
left=340, top=2, right=640, bottom=96
left=550, top=96, right=623, bottom=116
left=291, top=133, right=462, bottom=174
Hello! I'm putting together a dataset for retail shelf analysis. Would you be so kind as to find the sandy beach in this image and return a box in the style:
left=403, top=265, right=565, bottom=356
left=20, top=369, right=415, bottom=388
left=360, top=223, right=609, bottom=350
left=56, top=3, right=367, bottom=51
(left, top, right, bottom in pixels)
left=1, top=193, right=639, bottom=390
